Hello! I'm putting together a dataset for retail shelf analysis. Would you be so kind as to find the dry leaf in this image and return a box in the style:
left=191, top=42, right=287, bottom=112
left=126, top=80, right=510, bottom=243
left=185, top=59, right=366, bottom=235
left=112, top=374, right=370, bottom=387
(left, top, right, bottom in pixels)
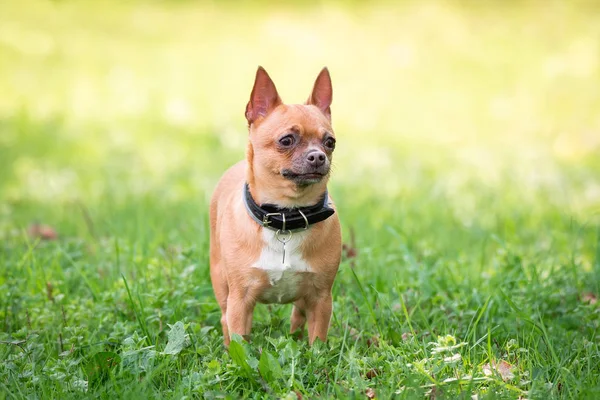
left=367, top=335, right=379, bottom=348
left=342, top=243, right=357, bottom=259
left=342, top=227, right=358, bottom=267
left=28, top=223, right=58, bottom=240
left=402, top=332, right=413, bottom=341
left=427, top=386, right=439, bottom=399
left=482, top=364, right=492, bottom=376
left=348, top=327, right=360, bottom=341
left=365, top=369, right=380, bottom=379
left=46, top=282, right=54, bottom=302
left=365, top=388, right=376, bottom=399
left=581, top=292, right=597, bottom=305
left=483, top=360, right=515, bottom=381
left=294, top=390, right=303, bottom=400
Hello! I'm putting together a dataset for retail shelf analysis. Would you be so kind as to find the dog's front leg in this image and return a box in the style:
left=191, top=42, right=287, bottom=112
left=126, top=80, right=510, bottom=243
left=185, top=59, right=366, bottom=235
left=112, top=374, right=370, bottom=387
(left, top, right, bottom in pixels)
left=226, top=289, right=255, bottom=342
left=306, top=292, right=333, bottom=345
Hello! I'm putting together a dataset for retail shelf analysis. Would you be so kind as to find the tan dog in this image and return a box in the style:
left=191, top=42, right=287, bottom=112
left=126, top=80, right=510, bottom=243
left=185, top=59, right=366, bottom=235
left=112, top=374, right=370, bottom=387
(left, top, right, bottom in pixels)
left=209, top=67, right=341, bottom=346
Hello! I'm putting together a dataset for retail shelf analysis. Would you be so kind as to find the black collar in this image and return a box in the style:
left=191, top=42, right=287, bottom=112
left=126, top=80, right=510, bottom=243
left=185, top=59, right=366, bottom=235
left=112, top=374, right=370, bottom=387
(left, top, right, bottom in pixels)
left=243, top=183, right=335, bottom=232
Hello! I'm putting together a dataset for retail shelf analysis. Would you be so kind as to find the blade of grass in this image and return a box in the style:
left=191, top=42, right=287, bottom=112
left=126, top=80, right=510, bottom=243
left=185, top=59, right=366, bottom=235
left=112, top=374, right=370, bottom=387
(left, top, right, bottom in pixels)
left=122, top=274, right=151, bottom=345
left=349, top=268, right=382, bottom=338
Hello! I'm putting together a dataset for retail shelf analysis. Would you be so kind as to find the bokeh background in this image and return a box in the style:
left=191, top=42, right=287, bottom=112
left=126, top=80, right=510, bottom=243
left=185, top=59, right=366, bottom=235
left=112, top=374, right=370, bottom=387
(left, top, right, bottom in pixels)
left=1, top=0, right=599, bottom=281
left=0, top=0, right=600, bottom=278
left=2, top=1, right=600, bottom=397
left=0, top=0, right=600, bottom=202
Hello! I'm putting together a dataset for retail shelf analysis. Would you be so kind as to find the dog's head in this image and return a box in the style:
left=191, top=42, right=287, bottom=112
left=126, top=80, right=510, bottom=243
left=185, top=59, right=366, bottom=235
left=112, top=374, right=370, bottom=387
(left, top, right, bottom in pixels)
left=245, top=67, right=335, bottom=207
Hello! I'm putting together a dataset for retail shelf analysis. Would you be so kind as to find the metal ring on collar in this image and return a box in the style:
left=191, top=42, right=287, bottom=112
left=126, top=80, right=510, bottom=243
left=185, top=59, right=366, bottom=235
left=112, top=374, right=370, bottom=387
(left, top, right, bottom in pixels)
left=275, top=229, right=292, bottom=243
left=297, top=209, right=309, bottom=230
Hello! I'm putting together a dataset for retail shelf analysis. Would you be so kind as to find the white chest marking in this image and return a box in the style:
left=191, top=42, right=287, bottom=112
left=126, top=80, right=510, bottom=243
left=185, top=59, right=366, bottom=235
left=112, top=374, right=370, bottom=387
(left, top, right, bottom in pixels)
left=253, top=229, right=312, bottom=303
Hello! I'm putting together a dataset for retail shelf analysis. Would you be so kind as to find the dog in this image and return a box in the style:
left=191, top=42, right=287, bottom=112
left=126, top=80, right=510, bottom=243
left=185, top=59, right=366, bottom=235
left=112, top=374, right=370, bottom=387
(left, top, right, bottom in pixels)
left=209, top=67, right=341, bottom=346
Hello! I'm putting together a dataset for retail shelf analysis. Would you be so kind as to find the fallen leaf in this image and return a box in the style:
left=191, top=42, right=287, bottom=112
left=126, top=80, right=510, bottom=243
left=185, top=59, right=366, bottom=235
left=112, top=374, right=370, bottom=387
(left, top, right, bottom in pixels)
left=365, top=369, right=380, bottom=379
left=365, top=388, right=376, bottom=399
left=28, top=223, right=58, bottom=240
left=342, top=227, right=358, bottom=267
left=427, top=386, right=439, bottom=399
left=581, top=292, right=597, bottom=305
left=346, top=326, right=360, bottom=341
left=367, top=336, right=379, bottom=348
left=402, top=332, right=413, bottom=341
left=46, top=282, right=54, bottom=302
left=342, top=243, right=357, bottom=259
left=294, top=390, right=303, bottom=400
left=482, top=360, right=515, bottom=381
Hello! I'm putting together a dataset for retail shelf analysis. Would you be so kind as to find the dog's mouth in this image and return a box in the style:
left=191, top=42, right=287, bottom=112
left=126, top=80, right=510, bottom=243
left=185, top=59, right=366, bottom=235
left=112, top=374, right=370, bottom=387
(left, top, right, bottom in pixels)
left=281, top=169, right=328, bottom=185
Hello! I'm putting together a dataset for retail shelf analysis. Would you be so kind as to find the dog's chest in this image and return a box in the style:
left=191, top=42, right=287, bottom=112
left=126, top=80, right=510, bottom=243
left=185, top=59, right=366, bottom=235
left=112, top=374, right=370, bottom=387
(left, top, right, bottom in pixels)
left=254, top=229, right=312, bottom=303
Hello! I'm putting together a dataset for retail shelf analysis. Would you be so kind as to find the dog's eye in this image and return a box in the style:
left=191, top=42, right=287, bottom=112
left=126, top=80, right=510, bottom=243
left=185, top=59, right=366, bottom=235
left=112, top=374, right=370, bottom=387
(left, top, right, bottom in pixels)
left=323, top=137, right=336, bottom=150
left=278, top=135, right=295, bottom=147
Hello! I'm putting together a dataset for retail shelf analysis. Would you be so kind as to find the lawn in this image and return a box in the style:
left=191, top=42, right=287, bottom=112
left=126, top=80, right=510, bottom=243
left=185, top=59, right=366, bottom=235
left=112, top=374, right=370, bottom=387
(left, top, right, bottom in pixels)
left=1, top=0, right=600, bottom=398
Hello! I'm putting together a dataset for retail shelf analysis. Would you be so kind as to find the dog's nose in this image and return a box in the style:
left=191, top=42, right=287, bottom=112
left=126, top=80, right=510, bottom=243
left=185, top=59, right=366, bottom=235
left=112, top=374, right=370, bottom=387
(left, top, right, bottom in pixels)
left=306, top=150, right=326, bottom=168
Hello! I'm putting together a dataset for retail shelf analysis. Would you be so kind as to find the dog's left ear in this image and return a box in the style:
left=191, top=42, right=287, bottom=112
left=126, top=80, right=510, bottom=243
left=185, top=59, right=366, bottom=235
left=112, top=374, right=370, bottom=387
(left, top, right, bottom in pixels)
left=307, top=67, right=332, bottom=119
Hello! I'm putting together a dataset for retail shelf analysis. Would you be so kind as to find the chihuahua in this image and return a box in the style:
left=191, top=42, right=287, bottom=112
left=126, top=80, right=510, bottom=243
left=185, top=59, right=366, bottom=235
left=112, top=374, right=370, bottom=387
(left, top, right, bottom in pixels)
left=209, top=67, right=341, bottom=346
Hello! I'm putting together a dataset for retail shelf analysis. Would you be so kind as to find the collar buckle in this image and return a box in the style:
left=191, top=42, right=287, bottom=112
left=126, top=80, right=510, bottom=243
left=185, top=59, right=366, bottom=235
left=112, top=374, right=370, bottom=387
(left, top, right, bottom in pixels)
left=263, top=212, right=288, bottom=231
left=262, top=212, right=281, bottom=228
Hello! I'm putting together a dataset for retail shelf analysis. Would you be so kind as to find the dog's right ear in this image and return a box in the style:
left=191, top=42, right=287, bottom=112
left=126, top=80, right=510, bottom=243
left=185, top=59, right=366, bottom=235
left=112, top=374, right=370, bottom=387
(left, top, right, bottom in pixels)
left=245, top=66, right=282, bottom=126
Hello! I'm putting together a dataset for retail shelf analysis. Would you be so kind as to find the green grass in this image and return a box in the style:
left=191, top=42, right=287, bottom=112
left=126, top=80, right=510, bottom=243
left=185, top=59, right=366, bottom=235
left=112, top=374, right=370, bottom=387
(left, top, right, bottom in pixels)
left=1, top=0, right=600, bottom=398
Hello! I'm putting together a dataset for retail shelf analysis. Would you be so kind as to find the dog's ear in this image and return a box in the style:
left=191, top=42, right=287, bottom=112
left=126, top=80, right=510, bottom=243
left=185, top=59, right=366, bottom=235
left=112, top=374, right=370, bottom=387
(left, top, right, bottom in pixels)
left=245, top=66, right=282, bottom=125
left=307, top=67, right=332, bottom=119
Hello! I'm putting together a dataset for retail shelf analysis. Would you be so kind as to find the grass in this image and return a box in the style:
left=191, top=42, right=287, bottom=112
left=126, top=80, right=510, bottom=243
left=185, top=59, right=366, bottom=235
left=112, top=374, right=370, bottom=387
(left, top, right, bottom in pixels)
left=1, top=0, right=600, bottom=398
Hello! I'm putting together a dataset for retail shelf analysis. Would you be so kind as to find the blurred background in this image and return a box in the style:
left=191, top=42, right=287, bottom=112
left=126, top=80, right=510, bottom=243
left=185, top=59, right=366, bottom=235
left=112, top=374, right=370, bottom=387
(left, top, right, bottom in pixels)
left=1, top=0, right=599, bottom=254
